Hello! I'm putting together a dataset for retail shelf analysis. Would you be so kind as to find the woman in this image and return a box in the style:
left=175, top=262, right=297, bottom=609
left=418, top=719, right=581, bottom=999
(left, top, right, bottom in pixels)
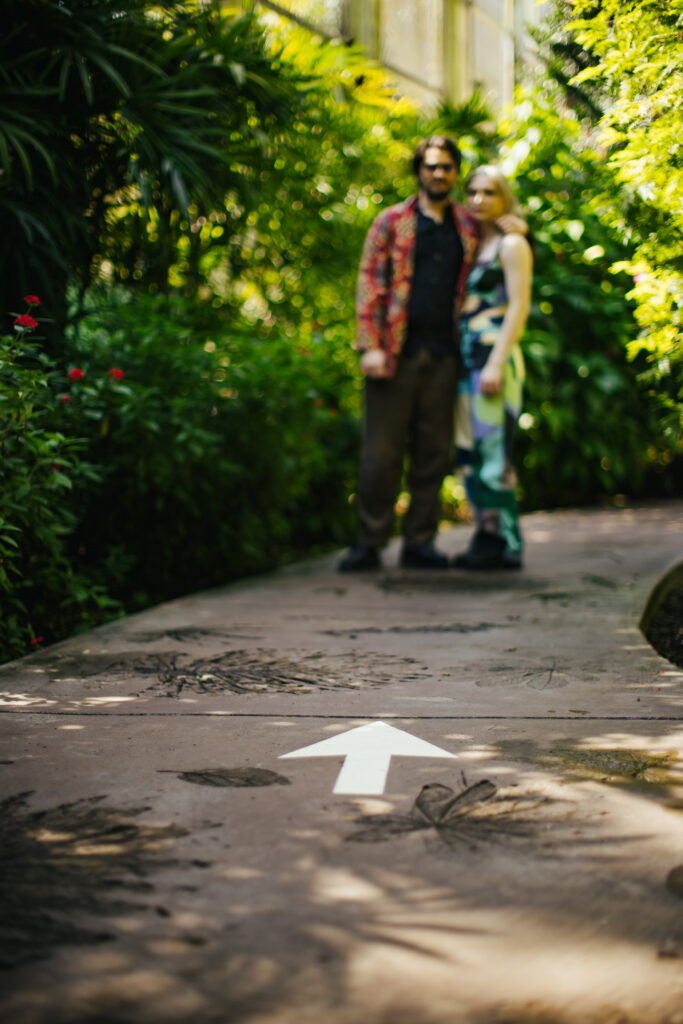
left=453, top=165, right=533, bottom=569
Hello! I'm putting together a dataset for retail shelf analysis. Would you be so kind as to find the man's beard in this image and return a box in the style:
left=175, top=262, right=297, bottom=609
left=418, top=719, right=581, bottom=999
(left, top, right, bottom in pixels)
left=424, top=183, right=451, bottom=201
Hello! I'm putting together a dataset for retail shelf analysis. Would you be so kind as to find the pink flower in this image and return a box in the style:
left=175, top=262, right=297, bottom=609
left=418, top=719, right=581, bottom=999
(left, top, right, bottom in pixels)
left=23, top=294, right=41, bottom=306
left=107, top=367, right=125, bottom=381
left=67, top=367, right=85, bottom=381
left=14, top=314, right=38, bottom=330
left=60, top=394, right=72, bottom=404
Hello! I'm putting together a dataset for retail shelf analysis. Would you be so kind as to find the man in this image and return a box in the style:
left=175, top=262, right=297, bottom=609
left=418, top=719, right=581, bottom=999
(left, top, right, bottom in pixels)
left=339, top=135, right=479, bottom=571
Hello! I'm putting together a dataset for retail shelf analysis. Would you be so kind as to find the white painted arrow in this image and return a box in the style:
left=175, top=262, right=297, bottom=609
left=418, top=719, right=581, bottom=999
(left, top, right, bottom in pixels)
left=279, top=721, right=457, bottom=795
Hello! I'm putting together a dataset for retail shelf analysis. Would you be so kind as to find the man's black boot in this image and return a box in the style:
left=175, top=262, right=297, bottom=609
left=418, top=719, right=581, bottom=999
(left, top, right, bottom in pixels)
left=400, top=542, right=448, bottom=569
left=338, top=544, right=381, bottom=572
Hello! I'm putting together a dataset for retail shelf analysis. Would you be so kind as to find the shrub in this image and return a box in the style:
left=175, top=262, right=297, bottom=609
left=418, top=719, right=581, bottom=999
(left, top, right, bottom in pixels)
left=0, top=301, right=118, bottom=661
left=59, top=290, right=360, bottom=609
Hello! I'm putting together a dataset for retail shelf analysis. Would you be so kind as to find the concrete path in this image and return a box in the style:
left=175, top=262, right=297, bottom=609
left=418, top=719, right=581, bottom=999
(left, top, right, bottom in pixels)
left=1, top=503, right=683, bottom=1024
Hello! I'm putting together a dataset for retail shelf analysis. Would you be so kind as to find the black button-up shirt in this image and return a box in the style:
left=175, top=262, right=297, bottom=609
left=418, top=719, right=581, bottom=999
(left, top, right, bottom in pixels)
left=404, top=206, right=464, bottom=357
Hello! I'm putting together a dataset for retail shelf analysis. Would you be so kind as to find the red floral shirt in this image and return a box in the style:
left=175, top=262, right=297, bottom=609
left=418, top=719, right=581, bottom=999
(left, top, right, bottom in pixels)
left=355, top=195, right=479, bottom=378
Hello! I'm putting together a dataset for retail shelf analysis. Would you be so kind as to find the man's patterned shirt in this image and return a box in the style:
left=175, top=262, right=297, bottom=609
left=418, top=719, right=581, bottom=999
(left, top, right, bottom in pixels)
left=355, top=194, right=479, bottom=378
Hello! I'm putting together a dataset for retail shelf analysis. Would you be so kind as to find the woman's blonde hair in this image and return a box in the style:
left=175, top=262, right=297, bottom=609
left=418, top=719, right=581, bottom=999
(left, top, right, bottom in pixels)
left=465, top=165, right=522, bottom=218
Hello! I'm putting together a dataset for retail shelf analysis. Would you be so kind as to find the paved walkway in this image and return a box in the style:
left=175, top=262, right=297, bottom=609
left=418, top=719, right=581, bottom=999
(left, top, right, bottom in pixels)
left=1, top=503, right=683, bottom=1024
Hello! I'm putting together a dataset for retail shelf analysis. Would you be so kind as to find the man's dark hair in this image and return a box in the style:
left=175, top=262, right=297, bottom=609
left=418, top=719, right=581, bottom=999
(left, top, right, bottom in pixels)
left=412, top=136, right=462, bottom=176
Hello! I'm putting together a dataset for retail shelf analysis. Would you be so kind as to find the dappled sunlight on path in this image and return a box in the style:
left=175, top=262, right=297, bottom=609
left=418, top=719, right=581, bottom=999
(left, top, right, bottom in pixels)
left=1, top=504, right=683, bottom=1023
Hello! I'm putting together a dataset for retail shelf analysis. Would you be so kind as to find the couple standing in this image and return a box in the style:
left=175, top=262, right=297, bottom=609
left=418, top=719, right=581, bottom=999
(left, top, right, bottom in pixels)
left=339, top=135, right=533, bottom=573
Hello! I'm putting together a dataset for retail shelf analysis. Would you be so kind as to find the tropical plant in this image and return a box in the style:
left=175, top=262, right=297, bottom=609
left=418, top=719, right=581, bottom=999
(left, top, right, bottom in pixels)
left=536, top=0, right=683, bottom=438
left=0, top=0, right=299, bottom=340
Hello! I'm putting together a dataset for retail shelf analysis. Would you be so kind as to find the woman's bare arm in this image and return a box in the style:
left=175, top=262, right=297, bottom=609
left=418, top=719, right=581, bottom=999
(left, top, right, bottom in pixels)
left=479, top=234, right=532, bottom=397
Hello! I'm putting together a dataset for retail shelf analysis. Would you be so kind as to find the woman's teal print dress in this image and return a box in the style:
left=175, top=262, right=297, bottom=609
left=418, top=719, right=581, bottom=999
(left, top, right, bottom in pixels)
left=455, top=240, right=524, bottom=557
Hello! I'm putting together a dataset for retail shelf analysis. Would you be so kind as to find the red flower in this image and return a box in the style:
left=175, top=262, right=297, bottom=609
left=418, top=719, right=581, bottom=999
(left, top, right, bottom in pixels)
left=107, top=367, right=125, bottom=381
left=23, top=294, right=41, bottom=306
left=30, top=636, right=44, bottom=646
left=67, top=367, right=85, bottom=381
left=14, top=314, right=38, bottom=330
left=59, top=394, right=72, bottom=404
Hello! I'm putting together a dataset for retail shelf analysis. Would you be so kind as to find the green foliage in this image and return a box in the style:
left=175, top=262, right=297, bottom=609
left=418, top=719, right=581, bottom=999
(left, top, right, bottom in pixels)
left=101, top=26, right=425, bottom=344
left=529, top=1, right=604, bottom=123
left=0, top=281, right=360, bottom=661
left=0, top=0, right=299, bottom=332
left=58, top=290, right=359, bottom=610
left=0, top=312, right=118, bottom=662
left=493, top=85, right=678, bottom=507
left=542, top=0, right=683, bottom=435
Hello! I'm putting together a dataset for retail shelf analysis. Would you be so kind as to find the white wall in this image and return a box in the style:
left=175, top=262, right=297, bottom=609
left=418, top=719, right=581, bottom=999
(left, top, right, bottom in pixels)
left=346, top=0, right=546, bottom=112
